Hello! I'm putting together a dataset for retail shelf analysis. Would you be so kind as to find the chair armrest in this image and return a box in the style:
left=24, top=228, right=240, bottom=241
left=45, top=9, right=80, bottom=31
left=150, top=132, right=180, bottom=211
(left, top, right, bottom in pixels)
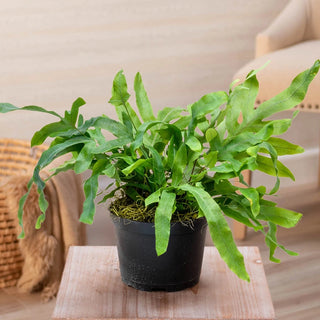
left=255, top=0, right=308, bottom=57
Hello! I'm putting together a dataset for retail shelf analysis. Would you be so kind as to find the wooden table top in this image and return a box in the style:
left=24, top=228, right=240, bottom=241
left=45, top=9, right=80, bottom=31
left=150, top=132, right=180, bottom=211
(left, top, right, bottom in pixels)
left=52, top=246, right=275, bottom=320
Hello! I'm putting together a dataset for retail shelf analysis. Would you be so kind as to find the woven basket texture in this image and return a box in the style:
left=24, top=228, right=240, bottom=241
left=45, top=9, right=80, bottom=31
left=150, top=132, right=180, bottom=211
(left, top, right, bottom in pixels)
left=0, top=138, right=47, bottom=288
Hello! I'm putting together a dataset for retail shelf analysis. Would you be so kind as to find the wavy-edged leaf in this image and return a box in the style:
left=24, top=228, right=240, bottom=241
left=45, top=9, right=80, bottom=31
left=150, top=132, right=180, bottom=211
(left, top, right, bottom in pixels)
left=226, top=74, right=259, bottom=135
left=33, top=136, right=90, bottom=186
left=46, top=158, right=76, bottom=180
left=132, top=120, right=162, bottom=150
left=171, top=144, right=187, bottom=186
left=178, top=184, right=249, bottom=281
left=188, top=91, right=228, bottom=134
left=102, top=163, right=116, bottom=178
left=31, top=136, right=91, bottom=228
left=80, top=174, right=99, bottom=224
left=257, top=205, right=302, bottom=228
left=17, top=178, right=34, bottom=238
left=265, top=222, right=281, bottom=263
left=122, top=159, right=149, bottom=176
left=255, top=155, right=295, bottom=180
left=254, top=60, right=320, bottom=120
left=205, top=128, right=217, bottom=142
left=79, top=159, right=109, bottom=224
left=74, top=140, right=97, bottom=174
left=70, top=97, right=86, bottom=125
left=220, top=203, right=262, bottom=231
left=31, top=121, right=72, bottom=146
left=147, top=145, right=166, bottom=187
left=173, top=115, right=192, bottom=129
left=155, top=190, right=176, bottom=255
left=166, top=137, right=176, bottom=169
left=95, top=137, right=131, bottom=153
left=109, top=70, right=141, bottom=129
left=134, top=72, right=156, bottom=122
left=191, top=91, right=228, bottom=118
left=0, top=103, right=62, bottom=119
left=145, top=188, right=162, bottom=206
left=267, top=137, right=304, bottom=155
left=239, top=187, right=260, bottom=217
left=264, top=222, right=299, bottom=262
left=157, top=107, right=184, bottom=122
left=186, top=135, right=202, bottom=152
left=94, top=116, right=132, bottom=138
left=203, top=151, right=218, bottom=168
left=109, top=70, right=131, bottom=107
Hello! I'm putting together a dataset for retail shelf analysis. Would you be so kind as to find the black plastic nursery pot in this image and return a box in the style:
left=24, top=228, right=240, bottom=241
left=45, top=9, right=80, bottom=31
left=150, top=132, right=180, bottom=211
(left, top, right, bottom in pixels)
left=111, top=214, right=207, bottom=292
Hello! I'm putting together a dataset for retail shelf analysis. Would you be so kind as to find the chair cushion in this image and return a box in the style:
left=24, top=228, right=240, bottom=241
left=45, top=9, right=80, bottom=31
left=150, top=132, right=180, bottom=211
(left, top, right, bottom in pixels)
left=233, top=40, right=320, bottom=111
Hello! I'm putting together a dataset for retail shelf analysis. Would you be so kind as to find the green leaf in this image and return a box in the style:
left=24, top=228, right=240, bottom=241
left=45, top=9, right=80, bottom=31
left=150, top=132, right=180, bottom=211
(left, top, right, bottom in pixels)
left=30, top=136, right=91, bottom=225
left=191, top=91, right=228, bottom=118
left=134, top=72, right=156, bottom=122
left=94, top=116, right=132, bottom=138
left=220, top=203, right=261, bottom=231
left=122, top=159, right=148, bottom=176
left=132, top=120, right=162, bottom=150
left=102, top=163, right=116, bottom=178
left=70, top=97, right=86, bottom=125
left=256, top=155, right=295, bottom=180
left=264, top=222, right=299, bottom=261
left=108, top=70, right=141, bottom=129
left=46, top=158, right=76, bottom=179
left=145, top=188, right=162, bottom=206
left=17, top=178, right=34, bottom=238
left=258, top=142, right=280, bottom=195
left=155, top=190, right=176, bottom=255
left=95, top=137, right=132, bottom=153
left=253, top=60, right=320, bottom=120
left=0, top=103, right=20, bottom=113
left=74, top=140, right=97, bottom=174
left=178, top=185, right=250, bottom=281
left=226, top=74, right=259, bottom=134
left=211, top=162, right=234, bottom=173
left=109, top=70, right=131, bottom=107
left=80, top=174, right=99, bottom=224
left=267, top=137, right=304, bottom=155
left=147, top=146, right=166, bottom=188
left=257, top=205, right=302, bottom=228
left=203, top=151, right=218, bottom=168
left=186, top=135, right=202, bottom=152
left=265, top=222, right=281, bottom=263
left=166, top=137, right=176, bottom=169
left=188, top=91, right=228, bottom=134
left=157, top=107, right=184, bottom=122
left=0, top=103, right=62, bottom=119
left=205, top=128, right=217, bottom=142
left=171, top=144, right=187, bottom=186
left=31, top=121, right=72, bottom=146
left=239, top=188, right=260, bottom=217
left=173, top=115, right=192, bottom=129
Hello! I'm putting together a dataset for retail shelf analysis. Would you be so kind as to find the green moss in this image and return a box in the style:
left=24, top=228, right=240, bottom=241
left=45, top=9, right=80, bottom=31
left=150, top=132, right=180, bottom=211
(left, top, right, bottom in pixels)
left=110, top=194, right=199, bottom=224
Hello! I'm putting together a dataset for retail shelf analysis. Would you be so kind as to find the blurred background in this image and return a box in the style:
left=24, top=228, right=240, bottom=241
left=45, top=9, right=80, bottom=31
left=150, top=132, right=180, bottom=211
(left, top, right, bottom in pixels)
left=0, top=1, right=319, bottom=319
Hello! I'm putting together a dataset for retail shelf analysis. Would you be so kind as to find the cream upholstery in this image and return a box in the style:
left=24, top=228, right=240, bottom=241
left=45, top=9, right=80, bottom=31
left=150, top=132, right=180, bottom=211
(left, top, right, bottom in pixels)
left=234, top=0, right=320, bottom=112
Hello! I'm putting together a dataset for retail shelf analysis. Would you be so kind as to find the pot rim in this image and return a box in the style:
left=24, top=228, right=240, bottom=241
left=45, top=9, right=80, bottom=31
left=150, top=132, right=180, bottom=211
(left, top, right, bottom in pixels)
left=111, top=213, right=207, bottom=235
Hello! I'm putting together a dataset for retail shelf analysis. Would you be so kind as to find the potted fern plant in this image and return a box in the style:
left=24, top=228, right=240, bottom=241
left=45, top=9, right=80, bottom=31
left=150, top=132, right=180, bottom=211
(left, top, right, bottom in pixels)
left=0, top=60, right=319, bottom=291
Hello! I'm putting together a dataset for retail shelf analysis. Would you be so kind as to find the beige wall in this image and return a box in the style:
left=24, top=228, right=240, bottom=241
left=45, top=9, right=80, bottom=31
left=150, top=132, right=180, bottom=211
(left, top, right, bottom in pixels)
left=0, top=0, right=289, bottom=139
left=2, top=0, right=318, bottom=188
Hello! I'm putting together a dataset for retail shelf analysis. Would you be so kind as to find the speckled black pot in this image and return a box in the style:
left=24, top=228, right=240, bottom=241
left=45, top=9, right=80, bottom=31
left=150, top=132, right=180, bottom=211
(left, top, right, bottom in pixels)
left=111, top=215, right=207, bottom=292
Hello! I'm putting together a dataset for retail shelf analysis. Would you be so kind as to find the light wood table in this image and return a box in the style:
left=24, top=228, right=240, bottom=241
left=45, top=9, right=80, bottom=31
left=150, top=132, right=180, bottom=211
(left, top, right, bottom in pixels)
left=52, top=246, right=275, bottom=320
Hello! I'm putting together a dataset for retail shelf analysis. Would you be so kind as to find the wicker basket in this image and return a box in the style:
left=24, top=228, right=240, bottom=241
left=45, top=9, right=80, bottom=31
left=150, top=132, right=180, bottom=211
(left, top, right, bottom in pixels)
left=0, top=138, right=47, bottom=288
